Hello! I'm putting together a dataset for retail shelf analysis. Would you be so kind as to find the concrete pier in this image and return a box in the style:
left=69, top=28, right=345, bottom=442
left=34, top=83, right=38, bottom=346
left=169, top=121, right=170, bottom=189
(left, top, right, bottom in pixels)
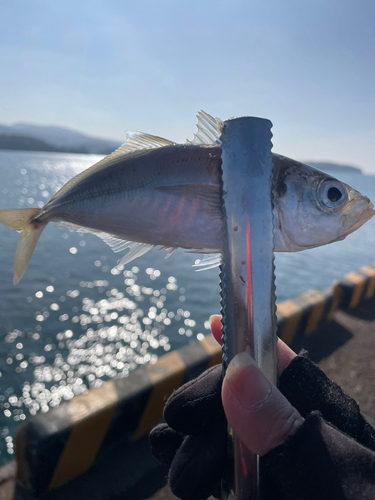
left=148, top=297, right=375, bottom=500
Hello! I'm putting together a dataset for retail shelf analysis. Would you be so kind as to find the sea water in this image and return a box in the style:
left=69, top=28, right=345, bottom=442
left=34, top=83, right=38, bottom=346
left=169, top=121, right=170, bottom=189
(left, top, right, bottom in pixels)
left=0, top=150, right=374, bottom=463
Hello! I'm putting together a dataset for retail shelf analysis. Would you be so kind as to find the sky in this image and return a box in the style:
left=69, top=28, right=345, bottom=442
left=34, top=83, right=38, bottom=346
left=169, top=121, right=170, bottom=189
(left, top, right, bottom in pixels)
left=1, top=0, right=374, bottom=171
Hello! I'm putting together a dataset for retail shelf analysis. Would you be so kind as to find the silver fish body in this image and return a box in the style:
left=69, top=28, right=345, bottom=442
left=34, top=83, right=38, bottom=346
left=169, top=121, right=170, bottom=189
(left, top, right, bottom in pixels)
left=37, top=146, right=374, bottom=253
left=0, top=112, right=373, bottom=284
left=38, top=145, right=224, bottom=251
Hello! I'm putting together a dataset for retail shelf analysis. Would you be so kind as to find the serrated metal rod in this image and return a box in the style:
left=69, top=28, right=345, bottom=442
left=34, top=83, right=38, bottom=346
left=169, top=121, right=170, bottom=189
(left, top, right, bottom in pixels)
left=219, top=117, right=277, bottom=500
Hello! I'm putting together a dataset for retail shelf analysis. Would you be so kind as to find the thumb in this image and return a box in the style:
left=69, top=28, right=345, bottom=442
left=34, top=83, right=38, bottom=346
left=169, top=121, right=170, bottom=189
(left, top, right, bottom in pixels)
left=222, top=352, right=303, bottom=456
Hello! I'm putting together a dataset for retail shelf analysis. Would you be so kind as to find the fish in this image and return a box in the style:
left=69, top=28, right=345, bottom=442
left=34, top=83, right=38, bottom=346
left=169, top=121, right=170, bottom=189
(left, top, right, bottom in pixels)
left=0, top=112, right=373, bottom=284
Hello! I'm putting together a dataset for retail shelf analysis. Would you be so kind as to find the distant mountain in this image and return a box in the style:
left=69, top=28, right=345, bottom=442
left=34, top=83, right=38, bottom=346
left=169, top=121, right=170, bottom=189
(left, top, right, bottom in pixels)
left=0, top=135, right=90, bottom=154
left=0, top=122, right=122, bottom=154
left=0, top=125, right=366, bottom=176
left=305, top=161, right=362, bottom=175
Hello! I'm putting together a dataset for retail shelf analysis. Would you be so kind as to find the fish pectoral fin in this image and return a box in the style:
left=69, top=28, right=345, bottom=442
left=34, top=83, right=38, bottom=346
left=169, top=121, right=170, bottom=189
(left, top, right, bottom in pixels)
left=155, top=184, right=222, bottom=212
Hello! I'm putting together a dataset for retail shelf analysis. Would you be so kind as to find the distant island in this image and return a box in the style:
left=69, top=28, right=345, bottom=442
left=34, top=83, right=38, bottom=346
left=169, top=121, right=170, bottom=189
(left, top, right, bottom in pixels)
left=0, top=135, right=91, bottom=154
left=0, top=122, right=122, bottom=155
left=304, top=161, right=362, bottom=175
left=0, top=123, right=365, bottom=176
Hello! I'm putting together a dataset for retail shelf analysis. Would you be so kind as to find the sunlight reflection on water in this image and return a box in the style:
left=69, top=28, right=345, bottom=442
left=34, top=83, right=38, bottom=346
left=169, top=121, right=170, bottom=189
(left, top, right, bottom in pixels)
left=0, top=150, right=374, bottom=463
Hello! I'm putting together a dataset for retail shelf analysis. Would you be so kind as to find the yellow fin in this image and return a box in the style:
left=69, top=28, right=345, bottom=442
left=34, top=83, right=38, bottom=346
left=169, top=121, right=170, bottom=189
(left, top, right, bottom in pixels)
left=0, top=208, right=46, bottom=284
left=0, top=208, right=40, bottom=231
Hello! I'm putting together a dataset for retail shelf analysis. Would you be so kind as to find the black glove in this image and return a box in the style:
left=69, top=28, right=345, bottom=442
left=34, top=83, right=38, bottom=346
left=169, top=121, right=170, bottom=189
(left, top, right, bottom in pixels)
left=150, top=353, right=375, bottom=500
left=150, top=365, right=227, bottom=500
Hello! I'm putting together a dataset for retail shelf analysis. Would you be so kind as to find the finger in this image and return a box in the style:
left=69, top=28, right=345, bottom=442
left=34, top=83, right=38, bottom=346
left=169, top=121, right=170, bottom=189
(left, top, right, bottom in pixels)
left=169, top=419, right=227, bottom=500
left=276, top=337, right=297, bottom=373
left=149, top=423, right=184, bottom=467
left=164, top=365, right=224, bottom=435
left=209, top=315, right=222, bottom=345
left=209, top=314, right=297, bottom=374
left=222, top=352, right=303, bottom=456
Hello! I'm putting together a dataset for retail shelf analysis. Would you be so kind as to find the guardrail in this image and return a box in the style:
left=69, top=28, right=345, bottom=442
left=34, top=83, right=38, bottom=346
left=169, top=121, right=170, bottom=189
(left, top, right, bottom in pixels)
left=14, top=262, right=375, bottom=495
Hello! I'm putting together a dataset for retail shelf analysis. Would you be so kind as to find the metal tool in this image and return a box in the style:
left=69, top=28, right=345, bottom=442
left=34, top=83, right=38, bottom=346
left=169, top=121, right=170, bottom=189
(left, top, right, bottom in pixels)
left=219, top=116, right=277, bottom=500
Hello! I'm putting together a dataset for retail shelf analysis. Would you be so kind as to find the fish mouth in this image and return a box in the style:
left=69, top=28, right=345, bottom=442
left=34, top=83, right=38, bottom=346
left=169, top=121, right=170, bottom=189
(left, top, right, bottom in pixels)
left=346, top=203, right=375, bottom=235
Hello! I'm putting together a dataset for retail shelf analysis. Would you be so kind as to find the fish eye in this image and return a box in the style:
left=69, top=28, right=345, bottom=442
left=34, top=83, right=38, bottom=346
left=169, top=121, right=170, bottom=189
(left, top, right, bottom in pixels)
left=327, top=186, right=342, bottom=202
left=318, top=179, right=348, bottom=210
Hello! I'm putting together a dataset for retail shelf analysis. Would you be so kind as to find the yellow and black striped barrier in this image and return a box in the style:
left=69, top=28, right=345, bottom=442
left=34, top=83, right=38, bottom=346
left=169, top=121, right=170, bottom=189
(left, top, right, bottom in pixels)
left=15, top=262, right=375, bottom=495
left=333, top=263, right=375, bottom=310
left=276, top=262, right=375, bottom=345
left=276, top=287, right=341, bottom=346
left=16, top=333, right=222, bottom=494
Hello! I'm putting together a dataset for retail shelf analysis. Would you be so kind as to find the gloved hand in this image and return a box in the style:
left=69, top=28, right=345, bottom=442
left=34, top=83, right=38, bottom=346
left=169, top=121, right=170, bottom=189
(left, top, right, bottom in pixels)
left=150, top=364, right=227, bottom=500
left=150, top=316, right=375, bottom=500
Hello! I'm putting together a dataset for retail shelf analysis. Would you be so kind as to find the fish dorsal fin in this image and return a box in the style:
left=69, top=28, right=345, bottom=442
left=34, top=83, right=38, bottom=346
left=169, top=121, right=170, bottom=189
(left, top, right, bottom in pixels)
left=47, top=132, right=175, bottom=205
left=186, top=111, right=223, bottom=145
left=119, top=131, right=175, bottom=154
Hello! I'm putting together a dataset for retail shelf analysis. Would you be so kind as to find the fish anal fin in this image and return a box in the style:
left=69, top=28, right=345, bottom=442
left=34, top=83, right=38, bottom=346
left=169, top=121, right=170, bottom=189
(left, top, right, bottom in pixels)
left=59, top=222, right=156, bottom=265
left=60, top=222, right=132, bottom=251
left=117, top=243, right=154, bottom=266
left=158, top=246, right=177, bottom=258
left=61, top=221, right=221, bottom=270
left=192, top=253, right=222, bottom=271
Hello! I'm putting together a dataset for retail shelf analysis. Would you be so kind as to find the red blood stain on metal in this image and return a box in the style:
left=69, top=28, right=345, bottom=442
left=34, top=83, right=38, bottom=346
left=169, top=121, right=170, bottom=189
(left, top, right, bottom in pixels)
left=246, top=220, right=253, bottom=336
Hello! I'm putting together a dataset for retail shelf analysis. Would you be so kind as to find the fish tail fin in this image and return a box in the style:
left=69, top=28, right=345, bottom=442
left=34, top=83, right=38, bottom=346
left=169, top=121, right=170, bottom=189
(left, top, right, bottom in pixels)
left=0, top=208, right=46, bottom=284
